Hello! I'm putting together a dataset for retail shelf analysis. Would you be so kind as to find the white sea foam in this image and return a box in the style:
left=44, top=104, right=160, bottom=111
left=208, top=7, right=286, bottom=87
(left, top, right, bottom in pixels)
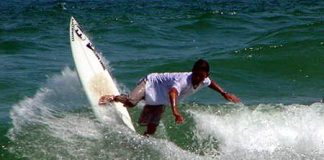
left=189, top=103, right=324, bottom=159
left=11, top=66, right=324, bottom=159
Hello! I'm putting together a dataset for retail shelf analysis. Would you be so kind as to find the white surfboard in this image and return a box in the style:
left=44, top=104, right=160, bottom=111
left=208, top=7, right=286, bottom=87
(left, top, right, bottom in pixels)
left=69, top=17, right=135, bottom=131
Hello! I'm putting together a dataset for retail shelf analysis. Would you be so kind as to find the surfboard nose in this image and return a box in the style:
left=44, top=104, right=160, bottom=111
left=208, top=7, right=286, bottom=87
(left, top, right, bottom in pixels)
left=70, top=16, right=75, bottom=22
left=70, top=16, right=76, bottom=26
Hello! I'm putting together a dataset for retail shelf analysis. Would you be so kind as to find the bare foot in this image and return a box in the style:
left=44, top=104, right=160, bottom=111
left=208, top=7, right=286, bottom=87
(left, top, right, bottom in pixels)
left=98, top=95, right=114, bottom=105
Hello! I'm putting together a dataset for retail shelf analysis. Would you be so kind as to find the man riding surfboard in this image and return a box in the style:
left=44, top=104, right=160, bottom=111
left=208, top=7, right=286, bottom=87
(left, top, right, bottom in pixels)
left=99, top=59, right=240, bottom=135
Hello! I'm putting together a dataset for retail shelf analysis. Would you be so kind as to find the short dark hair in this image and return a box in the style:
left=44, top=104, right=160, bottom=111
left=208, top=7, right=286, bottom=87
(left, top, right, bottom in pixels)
left=192, top=59, right=210, bottom=73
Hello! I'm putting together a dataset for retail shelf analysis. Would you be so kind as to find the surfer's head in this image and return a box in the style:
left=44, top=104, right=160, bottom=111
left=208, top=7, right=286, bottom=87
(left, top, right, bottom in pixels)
left=191, top=59, right=210, bottom=88
left=192, top=59, right=209, bottom=73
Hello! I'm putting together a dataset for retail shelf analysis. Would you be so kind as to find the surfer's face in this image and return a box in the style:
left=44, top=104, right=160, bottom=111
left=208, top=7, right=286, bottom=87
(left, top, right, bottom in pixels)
left=191, top=70, right=209, bottom=88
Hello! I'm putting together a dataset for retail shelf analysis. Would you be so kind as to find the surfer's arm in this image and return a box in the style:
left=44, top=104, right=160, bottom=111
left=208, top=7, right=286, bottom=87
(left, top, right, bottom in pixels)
left=169, top=87, right=184, bottom=124
left=208, top=80, right=240, bottom=103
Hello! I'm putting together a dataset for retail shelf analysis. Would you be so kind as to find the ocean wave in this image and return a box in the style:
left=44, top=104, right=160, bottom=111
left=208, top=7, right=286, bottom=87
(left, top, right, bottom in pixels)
left=189, top=103, right=324, bottom=159
left=7, top=67, right=209, bottom=159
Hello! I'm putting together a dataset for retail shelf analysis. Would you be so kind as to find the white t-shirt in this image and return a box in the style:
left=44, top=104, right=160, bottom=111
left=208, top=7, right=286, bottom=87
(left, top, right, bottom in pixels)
left=144, top=72, right=211, bottom=105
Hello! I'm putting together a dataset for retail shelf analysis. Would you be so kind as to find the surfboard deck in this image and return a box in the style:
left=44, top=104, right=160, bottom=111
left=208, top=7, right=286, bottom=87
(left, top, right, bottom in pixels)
left=69, top=17, right=135, bottom=131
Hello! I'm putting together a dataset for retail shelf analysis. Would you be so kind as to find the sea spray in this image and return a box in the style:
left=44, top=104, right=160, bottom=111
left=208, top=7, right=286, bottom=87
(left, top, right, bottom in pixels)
left=189, top=103, right=324, bottom=159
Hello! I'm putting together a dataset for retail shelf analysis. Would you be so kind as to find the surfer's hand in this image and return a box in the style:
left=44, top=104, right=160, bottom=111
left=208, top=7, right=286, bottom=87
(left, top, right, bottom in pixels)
left=174, top=114, right=184, bottom=124
left=222, top=92, right=240, bottom=103
left=98, top=95, right=115, bottom=105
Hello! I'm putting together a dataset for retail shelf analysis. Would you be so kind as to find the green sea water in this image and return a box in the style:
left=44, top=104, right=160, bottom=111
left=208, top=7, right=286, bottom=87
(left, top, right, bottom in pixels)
left=1, top=1, right=324, bottom=159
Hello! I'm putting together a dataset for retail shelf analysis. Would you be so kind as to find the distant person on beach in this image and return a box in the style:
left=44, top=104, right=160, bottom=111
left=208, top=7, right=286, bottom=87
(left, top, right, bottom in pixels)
left=99, top=59, right=240, bottom=135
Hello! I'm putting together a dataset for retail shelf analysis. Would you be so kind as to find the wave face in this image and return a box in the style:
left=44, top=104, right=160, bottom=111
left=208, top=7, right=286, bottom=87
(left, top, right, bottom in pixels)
left=7, top=68, right=324, bottom=159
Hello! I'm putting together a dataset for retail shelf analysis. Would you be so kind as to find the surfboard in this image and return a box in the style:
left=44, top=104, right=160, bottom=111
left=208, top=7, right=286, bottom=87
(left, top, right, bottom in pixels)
left=69, top=17, right=135, bottom=131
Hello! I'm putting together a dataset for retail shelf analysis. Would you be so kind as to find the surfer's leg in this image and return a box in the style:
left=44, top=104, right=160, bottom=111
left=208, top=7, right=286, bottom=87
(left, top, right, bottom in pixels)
left=144, top=123, right=158, bottom=135
left=139, top=105, right=165, bottom=135
left=127, top=79, right=146, bottom=107
left=115, top=79, right=146, bottom=107
left=99, top=79, right=145, bottom=107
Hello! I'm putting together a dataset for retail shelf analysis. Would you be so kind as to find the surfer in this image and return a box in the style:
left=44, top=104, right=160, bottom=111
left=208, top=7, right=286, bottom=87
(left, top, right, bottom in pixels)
left=99, top=59, right=240, bottom=135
